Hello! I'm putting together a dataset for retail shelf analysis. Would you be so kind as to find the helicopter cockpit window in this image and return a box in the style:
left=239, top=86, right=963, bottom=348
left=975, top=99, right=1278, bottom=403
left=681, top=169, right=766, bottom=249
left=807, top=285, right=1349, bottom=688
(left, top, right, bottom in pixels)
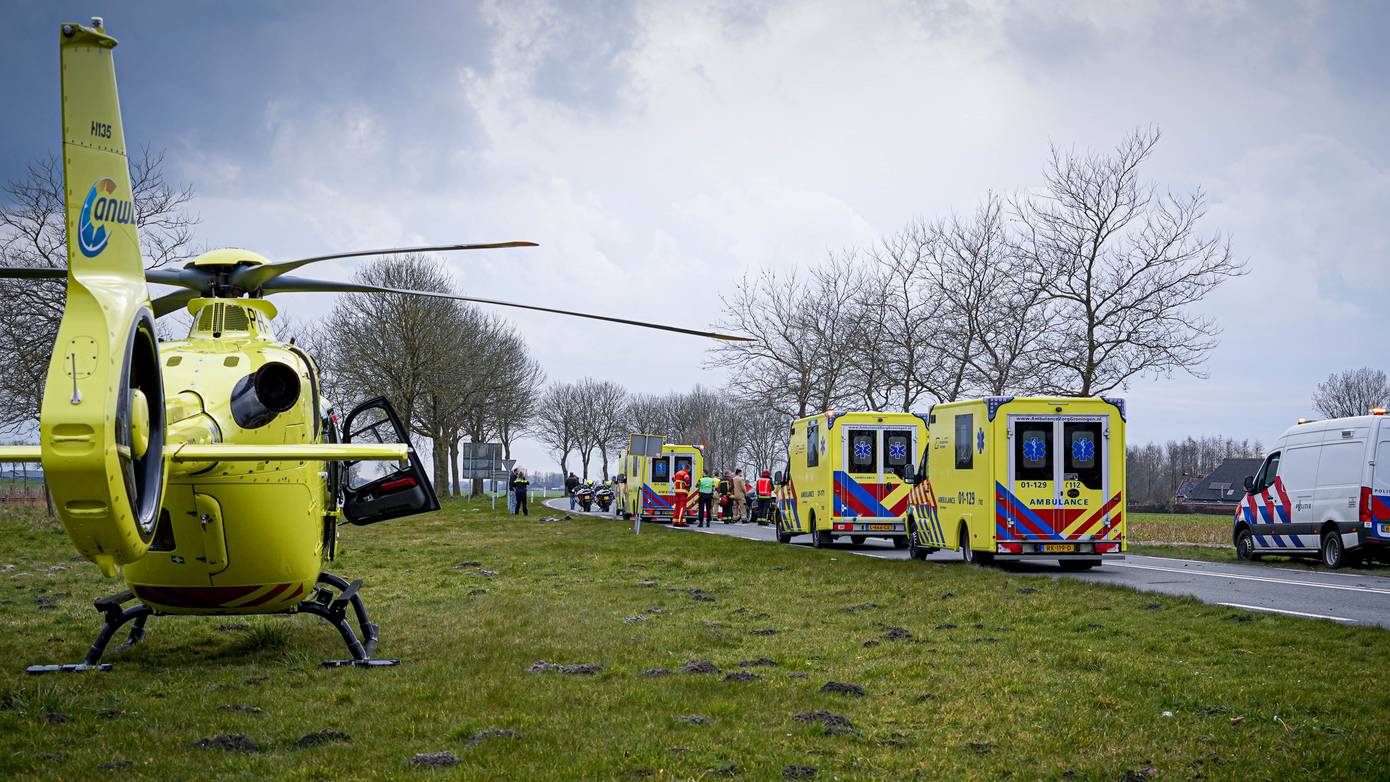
left=345, top=407, right=410, bottom=490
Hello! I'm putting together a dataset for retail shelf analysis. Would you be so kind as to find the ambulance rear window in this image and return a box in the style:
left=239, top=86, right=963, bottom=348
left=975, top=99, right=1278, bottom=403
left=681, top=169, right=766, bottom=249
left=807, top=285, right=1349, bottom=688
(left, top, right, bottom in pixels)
left=1063, top=421, right=1103, bottom=489
left=847, top=429, right=877, bottom=472
left=885, top=432, right=911, bottom=468
left=651, top=457, right=670, bottom=482
left=673, top=455, right=694, bottom=476
left=1014, top=423, right=1051, bottom=481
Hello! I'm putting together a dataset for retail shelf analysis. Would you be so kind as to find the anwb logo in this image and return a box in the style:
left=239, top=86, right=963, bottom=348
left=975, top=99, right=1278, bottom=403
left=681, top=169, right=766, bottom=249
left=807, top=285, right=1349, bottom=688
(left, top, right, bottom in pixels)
left=77, top=177, right=133, bottom=258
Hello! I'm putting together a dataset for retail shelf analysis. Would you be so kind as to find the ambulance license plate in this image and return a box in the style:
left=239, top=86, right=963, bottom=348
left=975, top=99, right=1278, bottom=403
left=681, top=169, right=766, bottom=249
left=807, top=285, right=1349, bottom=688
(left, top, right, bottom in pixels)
left=868, top=524, right=893, bottom=531
left=1043, top=544, right=1076, bottom=553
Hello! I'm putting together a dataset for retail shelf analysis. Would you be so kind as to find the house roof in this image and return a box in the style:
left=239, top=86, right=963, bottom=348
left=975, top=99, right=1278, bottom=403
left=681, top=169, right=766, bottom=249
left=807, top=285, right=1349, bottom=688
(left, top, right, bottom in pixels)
left=1178, top=458, right=1264, bottom=503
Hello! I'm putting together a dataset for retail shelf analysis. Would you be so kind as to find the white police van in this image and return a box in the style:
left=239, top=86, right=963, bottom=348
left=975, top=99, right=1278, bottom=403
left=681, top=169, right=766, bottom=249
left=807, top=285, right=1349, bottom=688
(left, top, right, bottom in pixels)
left=1233, top=409, right=1390, bottom=568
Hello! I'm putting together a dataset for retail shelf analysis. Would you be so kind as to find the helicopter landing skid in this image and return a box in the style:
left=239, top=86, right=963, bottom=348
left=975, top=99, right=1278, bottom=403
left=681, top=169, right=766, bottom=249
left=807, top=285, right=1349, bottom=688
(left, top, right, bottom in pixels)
left=299, top=572, right=400, bottom=668
left=26, top=591, right=152, bottom=675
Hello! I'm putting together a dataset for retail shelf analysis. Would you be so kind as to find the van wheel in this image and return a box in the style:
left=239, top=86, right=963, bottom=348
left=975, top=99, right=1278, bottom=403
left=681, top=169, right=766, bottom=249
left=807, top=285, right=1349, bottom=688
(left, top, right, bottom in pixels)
left=1321, top=527, right=1349, bottom=569
left=850, top=535, right=866, bottom=546
left=1234, top=527, right=1260, bottom=561
left=811, top=516, right=831, bottom=549
left=960, top=523, right=991, bottom=565
left=1059, top=560, right=1098, bottom=571
left=891, top=536, right=908, bottom=550
left=775, top=517, right=791, bottom=544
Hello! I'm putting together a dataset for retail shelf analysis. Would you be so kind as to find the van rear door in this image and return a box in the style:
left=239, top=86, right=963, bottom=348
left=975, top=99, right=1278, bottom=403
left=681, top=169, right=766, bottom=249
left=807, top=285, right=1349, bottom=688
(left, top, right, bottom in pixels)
left=1004, top=415, right=1112, bottom=546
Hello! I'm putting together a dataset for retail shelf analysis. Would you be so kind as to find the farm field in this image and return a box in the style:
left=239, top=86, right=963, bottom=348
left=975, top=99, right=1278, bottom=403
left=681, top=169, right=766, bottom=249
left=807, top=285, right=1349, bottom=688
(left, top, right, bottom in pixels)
left=1, top=501, right=1388, bottom=780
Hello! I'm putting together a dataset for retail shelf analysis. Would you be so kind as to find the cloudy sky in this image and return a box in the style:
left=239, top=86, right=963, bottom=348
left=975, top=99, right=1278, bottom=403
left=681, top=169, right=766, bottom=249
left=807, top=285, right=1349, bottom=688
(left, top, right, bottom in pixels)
left=3, top=1, right=1388, bottom=474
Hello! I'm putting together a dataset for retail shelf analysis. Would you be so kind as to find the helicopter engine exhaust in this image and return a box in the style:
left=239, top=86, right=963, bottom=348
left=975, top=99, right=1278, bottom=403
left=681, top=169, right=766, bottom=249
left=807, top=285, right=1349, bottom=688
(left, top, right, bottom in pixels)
left=230, top=361, right=301, bottom=429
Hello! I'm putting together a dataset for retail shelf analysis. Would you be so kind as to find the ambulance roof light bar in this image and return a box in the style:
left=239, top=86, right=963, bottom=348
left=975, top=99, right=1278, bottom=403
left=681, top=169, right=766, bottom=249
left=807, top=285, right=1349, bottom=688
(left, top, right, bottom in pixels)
left=1370, top=407, right=1387, bottom=416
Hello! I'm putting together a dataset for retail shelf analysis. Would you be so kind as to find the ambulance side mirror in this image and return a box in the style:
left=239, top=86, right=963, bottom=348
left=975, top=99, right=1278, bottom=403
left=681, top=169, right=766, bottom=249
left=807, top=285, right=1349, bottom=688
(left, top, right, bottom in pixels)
left=773, top=470, right=785, bottom=486
left=1242, top=475, right=1255, bottom=494
left=900, top=464, right=916, bottom=484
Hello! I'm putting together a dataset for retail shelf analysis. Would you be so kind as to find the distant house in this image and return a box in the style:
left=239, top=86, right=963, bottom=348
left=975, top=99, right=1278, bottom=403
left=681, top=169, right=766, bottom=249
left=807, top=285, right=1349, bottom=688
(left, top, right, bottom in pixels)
left=1173, top=457, right=1263, bottom=514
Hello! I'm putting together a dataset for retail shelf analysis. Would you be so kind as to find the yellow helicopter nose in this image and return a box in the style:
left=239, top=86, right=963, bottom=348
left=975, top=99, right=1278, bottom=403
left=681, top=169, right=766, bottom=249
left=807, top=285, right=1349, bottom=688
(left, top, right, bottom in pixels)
left=130, top=387, right=150, bottom=459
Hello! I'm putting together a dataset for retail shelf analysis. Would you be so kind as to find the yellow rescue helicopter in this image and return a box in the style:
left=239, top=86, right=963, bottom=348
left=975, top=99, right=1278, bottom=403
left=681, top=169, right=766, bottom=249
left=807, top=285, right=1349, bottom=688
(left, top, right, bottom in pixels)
left=0, top=19, right=745, bottom=672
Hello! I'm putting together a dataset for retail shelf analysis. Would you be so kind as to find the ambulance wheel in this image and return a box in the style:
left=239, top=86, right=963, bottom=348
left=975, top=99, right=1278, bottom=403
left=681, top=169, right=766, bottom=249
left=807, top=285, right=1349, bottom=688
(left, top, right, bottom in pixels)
left=891, top=536, right=908, bottom=550
left=775, top=518, right=792, bottom=544
left=1234, top=527, right=1260, bottom=561
left=1059, top=560, right=1098, bottom=571
left=1321, top=527, right=1349, bottom=569
left=811, top=517, right=831, bottom=549
left=959, top=524, right=992, bottom=565
left=850, top=535, right=866, bottom=546
left=907, top=522, right=927, bottom=560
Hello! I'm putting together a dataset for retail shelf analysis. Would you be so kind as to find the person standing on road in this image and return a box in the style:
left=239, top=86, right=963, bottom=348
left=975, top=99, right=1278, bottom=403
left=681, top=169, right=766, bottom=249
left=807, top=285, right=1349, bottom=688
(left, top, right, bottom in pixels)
left=754, top=469, right=774, bottom=525
left=671, top=465, right=692, bottom=527
left=511, top=468, right=530, bottom=516
left=695, top=471, right=717, bottom=528
left=732, top=469, right=748, bottom=523
left=565, top=472, right=580, bottom=510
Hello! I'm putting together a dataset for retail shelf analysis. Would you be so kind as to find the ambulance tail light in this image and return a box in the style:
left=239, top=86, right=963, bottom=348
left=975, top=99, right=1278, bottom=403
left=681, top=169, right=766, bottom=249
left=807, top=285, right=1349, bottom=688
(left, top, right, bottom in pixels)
left=833, top=522, right=853, bottom=532
left=1096, top=542, right=1119, bottom=554
left=1360, top=486, right=1373, bottom=525
left=996, top=542, right=1022, bottom=554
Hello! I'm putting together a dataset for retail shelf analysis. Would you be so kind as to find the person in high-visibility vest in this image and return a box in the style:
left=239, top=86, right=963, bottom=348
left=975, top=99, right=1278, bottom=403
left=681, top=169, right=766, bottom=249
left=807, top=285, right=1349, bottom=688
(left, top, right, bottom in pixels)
left=754, top=469, right=775, bottom=525
left=695, top=472, right=718, bottom=528
left=511, top=469, right=530, bottom=516
left=671, top=467, right=692, bottom=527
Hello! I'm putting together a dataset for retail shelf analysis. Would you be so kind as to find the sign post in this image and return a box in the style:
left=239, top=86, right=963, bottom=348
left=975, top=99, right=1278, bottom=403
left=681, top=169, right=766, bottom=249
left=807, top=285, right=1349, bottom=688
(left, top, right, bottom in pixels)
left=460, top=443, right=504, bottom=510
left=627, top=433, right=665, bottom=535
left=498, top=458, right=517, bottom=512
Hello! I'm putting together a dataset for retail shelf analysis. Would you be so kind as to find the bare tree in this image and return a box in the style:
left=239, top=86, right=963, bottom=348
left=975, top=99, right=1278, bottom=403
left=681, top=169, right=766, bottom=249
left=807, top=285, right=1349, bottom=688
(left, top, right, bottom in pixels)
left=1312, top=368, right=1390, bottom=419
left=710, top=253, right=861, bottom=419
left=625, top=393, right=669, bottom=437
left=851, top=223, right=943, bottom=410
left=531, top=382, right=583, bottom=477
left=1012, top=128, right=1246, bottom=395
left=0, top=148, right=198, bottom=433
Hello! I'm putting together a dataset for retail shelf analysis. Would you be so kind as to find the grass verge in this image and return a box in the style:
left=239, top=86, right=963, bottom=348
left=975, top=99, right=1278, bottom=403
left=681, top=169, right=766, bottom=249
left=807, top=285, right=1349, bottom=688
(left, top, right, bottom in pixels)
left=1, top=501, right=1388, bottom=780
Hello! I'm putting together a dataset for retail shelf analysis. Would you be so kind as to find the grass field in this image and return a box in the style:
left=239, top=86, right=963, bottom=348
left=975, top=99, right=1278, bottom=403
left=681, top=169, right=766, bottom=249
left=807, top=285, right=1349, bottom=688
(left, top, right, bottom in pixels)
left=2, top=501, right=1389, bottom=781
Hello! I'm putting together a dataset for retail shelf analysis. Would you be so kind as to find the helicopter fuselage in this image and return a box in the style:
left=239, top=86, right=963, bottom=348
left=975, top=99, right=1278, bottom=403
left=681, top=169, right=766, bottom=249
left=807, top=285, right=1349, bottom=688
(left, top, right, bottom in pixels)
left=123, top=298, right=333, bottom=614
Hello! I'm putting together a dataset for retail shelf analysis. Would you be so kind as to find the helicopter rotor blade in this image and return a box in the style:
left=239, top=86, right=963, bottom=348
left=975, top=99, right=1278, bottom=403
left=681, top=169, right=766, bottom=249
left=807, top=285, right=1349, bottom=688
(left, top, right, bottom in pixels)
left=231, top=241, right=539, bottom=292
left=0, top=266, right=67, bottom=279
left=261, top=275, right=753, bottom=342
left=151, top=289, right=201, bottom=318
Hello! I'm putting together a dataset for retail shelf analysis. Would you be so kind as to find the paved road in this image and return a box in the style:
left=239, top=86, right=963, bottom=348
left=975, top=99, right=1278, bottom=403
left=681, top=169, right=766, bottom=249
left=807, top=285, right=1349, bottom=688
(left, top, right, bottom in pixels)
left=543, top=499, right=1390, bottom=629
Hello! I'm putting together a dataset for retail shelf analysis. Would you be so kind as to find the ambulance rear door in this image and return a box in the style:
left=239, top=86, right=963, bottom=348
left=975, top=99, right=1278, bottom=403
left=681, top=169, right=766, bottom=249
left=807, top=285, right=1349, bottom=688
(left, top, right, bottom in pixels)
left=1004, top=414, right=1109, bottom=545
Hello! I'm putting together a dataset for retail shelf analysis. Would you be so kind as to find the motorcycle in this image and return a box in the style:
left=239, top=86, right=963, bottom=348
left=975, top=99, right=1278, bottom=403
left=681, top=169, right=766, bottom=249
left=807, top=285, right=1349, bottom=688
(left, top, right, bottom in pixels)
left=595, top=482, right=615, bottom=513
left=575, top=484, right=595, bottom=512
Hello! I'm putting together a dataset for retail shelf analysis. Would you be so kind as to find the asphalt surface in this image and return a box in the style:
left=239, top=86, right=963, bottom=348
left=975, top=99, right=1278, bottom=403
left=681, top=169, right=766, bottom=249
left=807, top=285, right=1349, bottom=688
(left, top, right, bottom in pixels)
left=543, top=498, right=1390, bottom=629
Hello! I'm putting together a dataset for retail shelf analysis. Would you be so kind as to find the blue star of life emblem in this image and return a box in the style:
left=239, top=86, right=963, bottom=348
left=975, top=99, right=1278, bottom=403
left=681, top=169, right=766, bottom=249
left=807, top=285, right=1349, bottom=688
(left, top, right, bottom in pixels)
left=976, top=428, right=985, bottom=454
left=1023, top=436, right=1047, bottom=462
left=1072, top=437, right=1095, bottom=462
left=888, top=441, right=907, bottom=461
left=853, top=441, right=872, bottom=461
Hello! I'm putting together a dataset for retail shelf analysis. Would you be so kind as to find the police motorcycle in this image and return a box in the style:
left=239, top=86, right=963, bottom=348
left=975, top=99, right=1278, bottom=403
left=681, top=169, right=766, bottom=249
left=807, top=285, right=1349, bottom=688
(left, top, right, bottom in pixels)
left=594, top=481, right=615, bottom=513
left=575, top=482, right=596, bottom=512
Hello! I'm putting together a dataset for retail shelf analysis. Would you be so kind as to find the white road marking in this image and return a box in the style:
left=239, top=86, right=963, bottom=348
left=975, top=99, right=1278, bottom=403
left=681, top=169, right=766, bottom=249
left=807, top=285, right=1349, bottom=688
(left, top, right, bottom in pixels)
left=1114, top=562, right=1390, bottom=595
left=1217, top=602, right=1354, bottom=623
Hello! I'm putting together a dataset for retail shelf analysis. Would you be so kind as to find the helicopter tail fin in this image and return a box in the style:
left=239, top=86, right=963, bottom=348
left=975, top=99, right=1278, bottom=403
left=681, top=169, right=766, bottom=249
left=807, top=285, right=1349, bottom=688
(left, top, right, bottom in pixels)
left=41, top=21, right=166, bottom=577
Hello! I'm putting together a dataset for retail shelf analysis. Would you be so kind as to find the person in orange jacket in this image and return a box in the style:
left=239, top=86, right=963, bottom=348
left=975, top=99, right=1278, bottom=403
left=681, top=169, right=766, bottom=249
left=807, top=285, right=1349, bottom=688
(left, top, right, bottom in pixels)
left=754, top=469, right=775, bottom=525
left=671, top=466, right=692, bottom=527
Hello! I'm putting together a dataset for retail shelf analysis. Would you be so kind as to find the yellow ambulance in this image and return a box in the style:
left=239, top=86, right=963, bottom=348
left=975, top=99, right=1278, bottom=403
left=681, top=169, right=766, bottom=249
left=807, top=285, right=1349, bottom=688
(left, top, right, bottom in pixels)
left=618, top=443, right=704, bottom=523
left=775, top=411, right=927, bottom=548
left=904, top=396, right=1126, bottom=569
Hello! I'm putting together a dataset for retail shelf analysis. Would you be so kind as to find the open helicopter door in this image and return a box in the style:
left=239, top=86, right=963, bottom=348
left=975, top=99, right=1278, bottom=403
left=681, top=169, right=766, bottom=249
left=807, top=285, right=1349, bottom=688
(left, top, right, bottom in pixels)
left=340, top=397, right=439, bottom=525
